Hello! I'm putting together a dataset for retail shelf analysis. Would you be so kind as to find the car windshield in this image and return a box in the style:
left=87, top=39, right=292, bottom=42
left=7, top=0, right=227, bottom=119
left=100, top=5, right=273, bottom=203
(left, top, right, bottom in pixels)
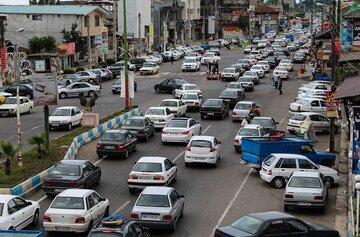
left=146, top=109, right=165, bottom=115
left=0, top=203, right=3, bottom=216
left=136, top=194, right=170, bottom=207
left=3, top=98, right=17, bottom=104
left=295, top=53, right=304, bottom=57
left=291, top=114, right=307, bottom=121
left=160, top=101, right=178, bottom=107
left=52, top=109, right=70, bottom=116
left=204, top=53, right=214, bottom=57
left=263, top=155, right=276, bottom=166
left=166, top=120, right=188, bottom=128
left=220, top=91, right=236, bottom=97
left=184, top=85, right=198, bottom=90
left=288, top=177, right=322, bottom=188
left=277, top=67, right=287, bottom=71
left=228, top=84, right=240, bottom=88
left=190, top=140, right=212, bottom=148
left=257, top=62, right=267, bottom=65
left=124, top=119, right=144, bottom=127
left=203, top=100, right=222, bottom=106
left=223, top=68, right=235, bottom=73
left=238, top=128, right=259, bottom=136
left=240, top=77, right=252, bottom=82
left=51, top=196, right=85, bottom=210
left=182, top=94, right=198, bottom=100
left=114, top=80, right=121, bottom=85
left=252, top=119, right=273, bottom=127
left=174, top=79, right=188, bottom=85
left=101, top=132, right=124, bottom=142
left=244, top=71, right=256, bottom=76
left=184, top=59, right=196, bottom=63
left=252, top=66, right=262, bottom=70
left=295, top=99, right=309, bottom=105
left=235, top=103, right=252, bottom=109
left=52, top=163, right=80, bottom=176
left=133, top=162, right=162, bottom=172
left=231, top=215, right=264, bottom=234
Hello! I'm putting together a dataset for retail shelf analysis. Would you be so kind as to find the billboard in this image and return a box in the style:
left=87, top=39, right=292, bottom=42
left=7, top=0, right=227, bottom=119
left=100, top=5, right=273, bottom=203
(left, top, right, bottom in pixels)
left=353, top=21, right=360, bottom=51
left=208, top=16, right=215, bottom=34
left=353, top=106, right=360, bottom=174
left=101, top=27, right=108, bottom=54
left=340, top=20, right=353, bottom=52
left=222, top=26, right=241, bottom=38
left=33, top=73, right=58, bottom=106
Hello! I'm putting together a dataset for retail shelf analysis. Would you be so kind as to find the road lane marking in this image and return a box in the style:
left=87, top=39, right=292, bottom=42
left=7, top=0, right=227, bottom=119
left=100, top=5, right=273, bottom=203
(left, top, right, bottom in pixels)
left=209, top=168, right=252, bottom=237
left=94, top=157, right=105, bottom=166
left=202, top=125, right=211, bottom=134
left=111, top=200, right=131, bottom=216
left=36, top=195, right=48, bottom=203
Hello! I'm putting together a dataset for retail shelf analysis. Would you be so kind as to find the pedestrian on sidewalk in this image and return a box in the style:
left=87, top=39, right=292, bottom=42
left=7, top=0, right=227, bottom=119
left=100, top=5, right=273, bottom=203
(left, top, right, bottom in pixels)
left=170, top=54, right=174, bottom=64
left=277, top=77, right=283, bottom=95
left=273, top=72, right=280, bottom=89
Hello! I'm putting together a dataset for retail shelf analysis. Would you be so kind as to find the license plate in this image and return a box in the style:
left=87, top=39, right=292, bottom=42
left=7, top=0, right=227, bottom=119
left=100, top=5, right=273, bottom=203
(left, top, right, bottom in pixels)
left=194, top=157, right=205, bottom=160
left=207, top=113, right=214, bottom=115
left=140, top=176, right=152, bottom=180
left=298, top=202, right=311, bottom=206
left=51, top=124, right=59, bottom=126
left=224, top=99, right=230, bottom=102
left=55, top=226, right=70, bottom=231
left=54, top=189, right=64, bottom=193
left=142, top=214, right=160, bottom=220
left=104, top=146, right=115, bottom=149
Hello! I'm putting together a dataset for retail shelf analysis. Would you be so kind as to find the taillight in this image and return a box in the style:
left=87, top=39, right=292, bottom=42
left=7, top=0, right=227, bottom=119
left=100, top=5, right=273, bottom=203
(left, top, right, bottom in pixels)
left=232, top=111, right=236, bottom=115
left=43, top=215, right=52, bottom=222
left=234, top=139, right=240, bottom=143
left=96, top=144, right=102, bottom=149
left=68, top=181, right=79, bottom=187
left=153, top=176, right=165, bottom=180
left=267, top=170, right=272, bottom=175
left=43, top=180, right=50, bottom=186
left=161, top=130, right=169, bottom=134
left=128, top=175, right=138, bottom=179
left=131, top=213, right=139, bottom=219
left=297, top=105, right=301, bottom=112
left=186, top=146, right=191, bottom=151
left=182, top=130, right=190, bottom=135
left=314, top=195, right=323, bottom=200
left=221, top=73, right=224, bottom=77
left=214, top=231, right=222, bottom=237
left=117, top=145, right=125, bottom=150
left=285, top=194, right=293, bottom=198
left=138, top=129, right=145, bottom=134
left=159, top=119, right=165, bottom=122
left=210, top=147, right=216, bottom=152
left=75, top=217, right=85, bottom=223
left=162, top=215, right=172, bottom=221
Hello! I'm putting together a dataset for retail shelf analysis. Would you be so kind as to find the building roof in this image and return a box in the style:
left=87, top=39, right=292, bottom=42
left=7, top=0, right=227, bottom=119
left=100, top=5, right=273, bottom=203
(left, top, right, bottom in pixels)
left=255, top=4, right=281, bottom=14
left=343, top=8, right=360, bottom=19
left=0, top=5, right=103, bottom=16
left=314, top=29, right=331, bottom=40
left=334, top=76, right=360, bottom=100
left=338, top=51, right=360, bottom=63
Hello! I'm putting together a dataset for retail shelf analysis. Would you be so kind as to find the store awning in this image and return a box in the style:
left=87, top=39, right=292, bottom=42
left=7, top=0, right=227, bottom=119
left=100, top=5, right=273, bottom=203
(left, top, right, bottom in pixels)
left=339, top=51, right=360, bottom=62
left=334, top=76, right=360, bottom=99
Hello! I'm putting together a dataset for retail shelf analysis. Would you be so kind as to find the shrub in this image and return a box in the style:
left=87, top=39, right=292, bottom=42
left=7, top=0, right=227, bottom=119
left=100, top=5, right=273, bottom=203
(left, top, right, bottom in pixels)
left=63, top=68, right=75, bottom=74
left=76, top=67, right=85, bottom=72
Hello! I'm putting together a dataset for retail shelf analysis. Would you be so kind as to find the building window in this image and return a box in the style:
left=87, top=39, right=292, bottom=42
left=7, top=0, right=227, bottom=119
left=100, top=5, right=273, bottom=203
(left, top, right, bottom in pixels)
left=189, top=9, right=194, bottom=14
left=84, top=16, right=89, bottom=27
left=27, top=14, right=29, bottom=19
left=32, top=15, right=42, bottom=21
left=197, top=8, right=200, bottom=13
left=95, top=15, right=100, bottom=26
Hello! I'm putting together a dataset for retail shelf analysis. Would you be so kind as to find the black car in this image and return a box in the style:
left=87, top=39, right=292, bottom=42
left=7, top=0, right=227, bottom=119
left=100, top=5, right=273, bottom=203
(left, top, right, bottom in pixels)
left=121, top=116, right=155, bottom=141
left=236, top=59, right=251, bottom=70
left=293, top=52, right=306, bottom=63
left=88, top=216, right=150, bottom=237
left=218, top=90, right=242, bottom=108
left=230, top=64, right=246, bottom=75
left=200, top=99, right=229, bottom=120
left=96, top=130, right=138, bottom=159
left=154, top=53, right=170, bottom=62
left=129, top=58, right=146, bottom=70
left=154, top=78, right=188, bottom=93
left=265, top=56, right=276, bottom=69
left=251, top=116, right=278, bottom=133
left=42, top=160, right=101, bottom=197
left=4, top=84, right=33, bottom=99
left=215, top=211, right=340, bottom=237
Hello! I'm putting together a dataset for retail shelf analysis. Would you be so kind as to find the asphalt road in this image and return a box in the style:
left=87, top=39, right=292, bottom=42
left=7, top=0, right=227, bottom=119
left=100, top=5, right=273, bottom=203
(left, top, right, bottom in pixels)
left=23, top=47, right=337, bottom=237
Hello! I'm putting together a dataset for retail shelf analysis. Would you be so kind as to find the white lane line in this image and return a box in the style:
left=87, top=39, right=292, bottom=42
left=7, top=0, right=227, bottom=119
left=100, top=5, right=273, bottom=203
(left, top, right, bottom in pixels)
left=172, top=151, right=185, bottom=163
left=111, top=200, right=131, bottom=216
left=209, top=169, right=252, bottom=237
left=202, top=125, right=211, bottom=134
left=278, top=112, right=289, bottom=127
left=36, top=195, right=48, bottom=203
left=94, top=157, right=105, bottom=166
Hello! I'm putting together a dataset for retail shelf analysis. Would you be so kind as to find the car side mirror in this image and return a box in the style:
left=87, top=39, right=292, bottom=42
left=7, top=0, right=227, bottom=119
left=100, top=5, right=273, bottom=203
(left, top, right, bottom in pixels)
left=143, top=227, right=150, bottom=232
left=275, top=122, right=279, bottom=124
left=179, top=194, right=185, bottom=198
left=27, top=201, right=32, bottom=206
left=99, top=198, right=106, bottom=202
left=218, top=141, right=222, bottom=144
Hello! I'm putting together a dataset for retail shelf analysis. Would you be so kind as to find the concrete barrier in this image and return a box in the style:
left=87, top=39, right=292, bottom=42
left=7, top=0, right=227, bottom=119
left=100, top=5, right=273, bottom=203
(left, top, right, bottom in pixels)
left=7, top=107, right=141, bottom=197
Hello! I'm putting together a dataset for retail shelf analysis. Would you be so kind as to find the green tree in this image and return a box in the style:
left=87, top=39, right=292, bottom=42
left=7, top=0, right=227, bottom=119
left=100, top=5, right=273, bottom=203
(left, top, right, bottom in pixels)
left=29, top=0, right=59, bottom=5
left=62, top=23, right=87, bottom=57
left=28, top=36, right=56, bottom=54
left=28, top=133, right=46, bottom=159
left=0, top=140, right=18, bottom=175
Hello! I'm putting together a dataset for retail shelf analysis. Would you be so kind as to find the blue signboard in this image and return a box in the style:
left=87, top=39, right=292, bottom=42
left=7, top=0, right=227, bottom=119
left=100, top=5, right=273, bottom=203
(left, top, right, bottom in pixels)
left=340, top=20, right=353, bottom=52
left=353, top=106, right=360, bottom=174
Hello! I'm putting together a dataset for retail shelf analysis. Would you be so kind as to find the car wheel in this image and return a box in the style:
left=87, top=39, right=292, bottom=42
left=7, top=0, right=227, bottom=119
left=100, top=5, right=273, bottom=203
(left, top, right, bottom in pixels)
left=89, top=79, right=94, bottom=84
left=172, top=172, right=177, bottom=183
left=124, top=149, right=129, bottom=159
left=185, top=162, right=190, bottom=167
left=212, top=162, right=218, bottom=168
left=144, top=133, right=149, bottom=142
left=31, top=209, right=40, bottom=227
left=182, top=69, right=185, bottom=72
left=59, top=92, right=67, bottom=99
left=170, top=221, right=176, bottom=232
left=221, top=112, right=225, bottom=120
left=86, top=220, right=93, bottom=234
left=319, top=206, right=325, bottom=214
left=284, top=204, right=290, bottom=212
left=95, top=174, right=101, bottom=185
left=68, top=123, right=72, bottom=131
left=133, top=143, right=138, bottom=152
left=88, top=90, right=95, bottom=97
left=324, top=177, right=334, bottom=188
left=200, top=114, right=205, bottom=120
left=155, top=87, right=161, bottom=93
left=28, top=107, right=32, bottom=114
left=98, top=154, right=103, bottom=159
left=272, top=177, right=285, bottom=188
left=129, top=187, right=136, bottom=194
left=112, top=91, right=116, bottom=94
left=151, top=129, right=155, bottom=137
left=104, top=206, right=110, bottom=217
left=234, top=147, right=240, bottom=153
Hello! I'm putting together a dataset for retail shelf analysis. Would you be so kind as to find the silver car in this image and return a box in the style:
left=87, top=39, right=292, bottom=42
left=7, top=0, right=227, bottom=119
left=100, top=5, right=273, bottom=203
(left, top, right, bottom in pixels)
left=231, top=101, right=254, bottom=121
left=243, top=71, right=260, bottom=85
left=131, top=187, right=184, bottom=231
left=284, top=171, right=328, bottom=213
left=58, top=82, right=101, bottom=99
left=287, top=112, right=338, bottom=134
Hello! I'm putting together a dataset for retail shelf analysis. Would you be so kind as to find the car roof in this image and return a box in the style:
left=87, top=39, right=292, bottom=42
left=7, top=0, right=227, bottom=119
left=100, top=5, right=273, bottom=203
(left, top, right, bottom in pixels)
left=104, top=129, right=127, bottom=134
left=137, top=156, right=167, bottom=163
left=7, top=96, right=30, bottom=99
left=191, top=135, right=214, bottom=141
left=182, top=83, right=197, bottom=87
left=294, top=112, right=323, bottom=116
left=248, top=211, right=294, bottom=221
left=252, top=116, right=273, bottom=120
left=291, top=171, right=321, bottom=178
left=141, top=186, right=173, bottom=195
left=171, top=117, right=191, bottom=121
left=57, top=188, right=94, bottom=197
left=161, top=99, right=180, bottom=102
left=0, top=194, right=20, bottom=203
left=270, top=153, right=308, bottom=159
left=126, top=116, right=146, bottom=120
left=54, top=106, right=78, bottom=110
left=148, top=106, right=167, bottom=110
left=242, top=124, right=262, bottom=129
left=59, top=159, right=87, bottom=165
left=237, top=101, right=254, bottom=105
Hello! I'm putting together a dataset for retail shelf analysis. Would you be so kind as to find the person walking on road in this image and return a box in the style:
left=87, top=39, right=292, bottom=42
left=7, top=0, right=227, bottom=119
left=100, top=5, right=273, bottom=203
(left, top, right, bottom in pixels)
left=212, top=59, right=219, bottom=74
left=241, top=116, right=251, bottom=127
left=170, top=54, right=174, bottom=64
left=207, top=61, right=212, bottom=74
left=277, top=77, right=283, bottom=95
left=273, top=72, right=280, bottom=89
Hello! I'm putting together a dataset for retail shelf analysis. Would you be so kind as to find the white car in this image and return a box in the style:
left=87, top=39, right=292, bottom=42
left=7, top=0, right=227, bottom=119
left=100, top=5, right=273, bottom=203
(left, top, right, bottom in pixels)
left=244, top=55, right=257, bottom=65
left=164, top=51, right=180, bottom=60
left=49, top=106, right=83, bottom=131
left=43, top=189, right=109, bottom=233
left=146, top=55, right=162, bottom=64
left=233, top=124, right=268, bottom=152
left=295, top=91, right=327, bottom=101
left=299, top=44, right=310, bottom=54
left=58, top=82, right=101, bottom=99
left=260, top=153, right=339, bottom=188
left=159, top=99, right=187, bottom=117
left=145, top=107, right=174, bottom=128
left=250, top=50, right=263, bottom=60
left=127, top=157, right=177, bottom=192
left=220, top=68, right=241, bottom=82
left=273, top=66, right=289, bottom=79
left=0, top=195, right=40, bottom=230
left=243, top=71, right=260, bottom=84
left=231, top=101, right=255, bottom=121
left=278, top=59, right=293, bottom=71
left=237, top=77, right=255, bottom=91
left=200, top=52, right=216, bottom=65
left=256, top=61, right=270, bottom=72
left=174, top=83, right=202, bottom=99
left=139, top=62, right=160, bottom=75
left=298, top=83, right=329, bottom=94
left=181, top=92, right=202, bottom=111
left=182, top=58, right=200, bottom=71
left=287, top=112, right=338, bottom=134
left=184, top=52, right=202, bottom=61
left=161, top=117, right=201, bottom=143
left=0, top=96, right=34, bottom=116
left=289, top=98, right=327, bottom=115
left=244, top=45, right=254, bottom=54
left=250, top=65, right=265, bottom=78
left=185, top=135, right=222, bottom=168
left=257, top=39, right=269, bottom=48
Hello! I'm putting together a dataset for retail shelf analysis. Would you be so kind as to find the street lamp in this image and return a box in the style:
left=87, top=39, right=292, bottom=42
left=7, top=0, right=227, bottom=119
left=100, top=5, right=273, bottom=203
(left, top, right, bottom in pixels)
left=123, top=0, right=130, bottom=109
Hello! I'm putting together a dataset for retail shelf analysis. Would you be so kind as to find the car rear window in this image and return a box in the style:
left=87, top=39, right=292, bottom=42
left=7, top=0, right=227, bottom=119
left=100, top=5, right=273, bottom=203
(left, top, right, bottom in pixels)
left=124, top=119, right=144, bottom=127
left=238, top=128, right=259, bottom=136
left=52, top=164, right=80, bottom=176
left=146, top=108, right=165, bottom=115
left=263, top=155, right=276, bottom=166
left=185, top=85, right=198, bottom=90
left=291, top=114, right=307, bottom=121
left=235, top=103, right=251, bottom=109
left=182, top=94, right=198, bottom=100
left=89, top=233, right=123, bottom=237
left=223, top=68, right=235, bottom=73
left=160, top=101, right=178, bottom=107
left=136, top=194, right=170, bottom=207
left=288, top=177, right=322, bottom=188
left=252, top=118, right=273, bottom=127
left=166, top=120, right=188, bottom=128
left=203, top=100, right=221, bottom=106
left=190, top=140, right=212, bottom=148
left=0, top=203, right=3, bottom=216
left=102, top=133, right=124, bottom=142
left=133, top=162, right=162, bottom=172
left=231, top=215, right=264, bottom=234
left=220, top=91, right=236, bottom=97
left=51, top=197, right=85, bottom=209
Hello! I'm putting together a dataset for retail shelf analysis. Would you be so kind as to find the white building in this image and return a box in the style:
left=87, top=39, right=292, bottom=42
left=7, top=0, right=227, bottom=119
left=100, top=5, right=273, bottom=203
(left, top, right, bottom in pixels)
left=181, top=0, right=201, bottom=42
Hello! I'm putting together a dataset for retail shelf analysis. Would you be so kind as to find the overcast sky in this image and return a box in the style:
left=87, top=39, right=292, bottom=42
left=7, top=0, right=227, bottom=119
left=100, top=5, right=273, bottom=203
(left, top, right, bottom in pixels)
left=0, top=0, right=29, bottom=5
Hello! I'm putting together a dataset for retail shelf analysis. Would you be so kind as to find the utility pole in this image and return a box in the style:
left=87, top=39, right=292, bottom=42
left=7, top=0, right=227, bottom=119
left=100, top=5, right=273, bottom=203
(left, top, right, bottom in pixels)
left=164, top=11, right=169, bottom=52
left=214, top=0, right=218, bottom=40
left=202, top=7, right=206, bottom=41
left=123, top=0, right=130, bottom=109
left=113, top=0, right=118, bottom=62
left=0, top=15, right=5, bottom=87
left=87, top=15, right=91, bottom=69
left=310, top=8, right=314, bottom=58
left=138, top=13, right=141, bottom=55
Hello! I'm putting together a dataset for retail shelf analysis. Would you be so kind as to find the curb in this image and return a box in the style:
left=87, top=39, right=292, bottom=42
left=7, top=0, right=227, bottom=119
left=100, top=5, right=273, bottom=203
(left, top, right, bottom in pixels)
left=5, top=108, right=141, bottom=198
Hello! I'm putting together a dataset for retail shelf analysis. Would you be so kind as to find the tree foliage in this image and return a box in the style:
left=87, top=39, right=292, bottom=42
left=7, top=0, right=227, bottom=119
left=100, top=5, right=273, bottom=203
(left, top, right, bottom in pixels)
left=28, top=133, right=46, bottom=159
left=61, top=23, right=87, bottom=57
left=29, top=0, right=60, bottom=5
left=28, top=36, right=57, bottom=54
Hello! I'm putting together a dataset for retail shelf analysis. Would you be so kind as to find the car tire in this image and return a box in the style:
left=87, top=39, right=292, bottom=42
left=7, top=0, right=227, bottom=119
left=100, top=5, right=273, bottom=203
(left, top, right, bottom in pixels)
left=284, top=204, right=290, bottom=212
left=59, top=92, right=67, bottom=99
left=98, top=154, right=103, bottom=159
left=104, top=206, right=110, bottom=217
left=28, top=107, right=32, bottom=114
left=221, top=113, right=225, bottom=120
left=179, top=205, right=184, bottom=218
left=86, top=220, right=93, bottom=234
left=31, top=209, right=40, bottom=227
left=88, top=91, right=95, bottom=97
left=129, top=188, right=136, bottom=194
left=133, top=143, right=138, bottom=152
left=68, top=123, right=72, bottom=131
left=144, top=133, right=149, bottom=142
left=170, top=221, right=176, bottom=232
left=234, top=147, right=240, bottom=153
left=200, top=114, right=205, bottom=120
left=89, top=79, right=94, bottom=84
left=182, top=69, right=185, bottom=72
left=155, top=87, right=161, bottom=93
left=173, top=172, right=177, bottom=183
left=95, top=174, right=101, bottom=185
left=212, top=162, right=218, bottom=168
left=185, top=162, right=190, bottom=167
left=324, top=177, right=334, bottom=188
left=319, top=206, right=325, bottom=214
left=272, top=177, right=285, bottom=188
left=124, top=149, right=129, bottom=159
left=151, top=129, right=155, bottom=137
